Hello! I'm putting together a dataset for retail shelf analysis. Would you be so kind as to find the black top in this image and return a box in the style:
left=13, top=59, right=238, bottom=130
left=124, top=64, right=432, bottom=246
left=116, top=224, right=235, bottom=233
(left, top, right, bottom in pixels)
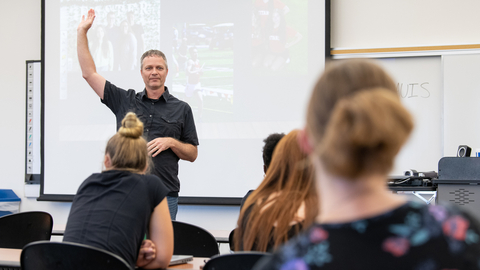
left=64, top=170, right=169, bottom=268
left=254, top=201, right=480, bottom=270
left=101, top=81, right=199, bottom=194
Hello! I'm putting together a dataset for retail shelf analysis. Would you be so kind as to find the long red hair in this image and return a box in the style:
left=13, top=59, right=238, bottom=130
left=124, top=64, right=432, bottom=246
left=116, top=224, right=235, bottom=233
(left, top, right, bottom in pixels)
left=234, top=129, right=319, bottom=252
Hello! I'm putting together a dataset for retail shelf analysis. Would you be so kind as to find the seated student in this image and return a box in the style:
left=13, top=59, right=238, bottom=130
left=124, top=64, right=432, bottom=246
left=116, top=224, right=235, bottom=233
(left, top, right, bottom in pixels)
left=240, top=132, right=286, bottom=209
left=63, top=112, right=173, bottom=269
left=234, top=129, right=319, bottom=252
left=254, top=59, right=480, bottom=269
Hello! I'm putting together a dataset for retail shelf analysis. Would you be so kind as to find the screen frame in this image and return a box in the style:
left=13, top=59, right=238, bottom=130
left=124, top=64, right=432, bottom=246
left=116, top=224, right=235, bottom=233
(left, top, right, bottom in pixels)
left=38, top=0, right=332, bottom=205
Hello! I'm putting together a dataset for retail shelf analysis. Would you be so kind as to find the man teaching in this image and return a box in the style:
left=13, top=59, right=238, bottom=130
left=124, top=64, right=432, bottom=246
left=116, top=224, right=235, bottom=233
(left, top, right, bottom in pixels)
left=77, top=9, right=199, bottom=220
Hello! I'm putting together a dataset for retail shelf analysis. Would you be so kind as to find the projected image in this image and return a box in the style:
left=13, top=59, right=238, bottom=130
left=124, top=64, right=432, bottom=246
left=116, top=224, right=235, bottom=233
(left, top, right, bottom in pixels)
left=251, top=0, right=307, bottom=74
left=61, top=0, right=160, bottom=73
left=60, top=0, right=161, bottom=99
left=45, top=0, right=325, bottom=197
left=171, top=23, right=234, bottom=121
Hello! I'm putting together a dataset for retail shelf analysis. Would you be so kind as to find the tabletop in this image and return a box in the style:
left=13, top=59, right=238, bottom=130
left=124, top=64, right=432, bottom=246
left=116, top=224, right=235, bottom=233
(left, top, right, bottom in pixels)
left=168, top=257, right=208, bottom=270
left=0, top=248, right=208, bottom=270
left=0, top=248, right=21, bottom=268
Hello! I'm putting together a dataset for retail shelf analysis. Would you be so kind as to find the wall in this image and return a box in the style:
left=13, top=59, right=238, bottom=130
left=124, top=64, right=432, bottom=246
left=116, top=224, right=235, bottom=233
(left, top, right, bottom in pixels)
left=331, top=0, right=480, bottom=49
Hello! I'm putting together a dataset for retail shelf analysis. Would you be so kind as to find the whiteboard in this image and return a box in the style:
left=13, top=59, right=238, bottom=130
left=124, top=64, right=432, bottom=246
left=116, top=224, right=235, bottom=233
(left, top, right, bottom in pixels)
left=376, top=57, right=443, bottom=174
left=444, top=54, right=480, bottom=156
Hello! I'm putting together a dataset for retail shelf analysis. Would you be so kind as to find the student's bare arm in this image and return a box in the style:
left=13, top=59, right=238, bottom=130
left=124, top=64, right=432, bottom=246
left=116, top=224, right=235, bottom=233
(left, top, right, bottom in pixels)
left=140, top=198, right=174, bottom=269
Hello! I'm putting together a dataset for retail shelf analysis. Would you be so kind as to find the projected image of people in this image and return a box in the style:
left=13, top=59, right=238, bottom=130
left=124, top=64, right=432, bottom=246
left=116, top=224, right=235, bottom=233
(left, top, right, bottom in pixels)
left=91, top=25, right=114, bottom=71
left=62, top=0, right=160, bottom=77
left=105, top=12, right=120, bottom=70
left=251, top=0, right=306, bottom=74
left=118, top=20, right=138, bottom=71
left=172, top=22, right=234, bottom=121
left=185, top=46, right=204, bottom=119
left=127, top=11, right=145, bottom=61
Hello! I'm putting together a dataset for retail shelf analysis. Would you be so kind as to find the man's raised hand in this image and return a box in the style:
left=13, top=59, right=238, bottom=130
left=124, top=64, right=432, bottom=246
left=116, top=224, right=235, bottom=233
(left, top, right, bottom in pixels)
left=78, top=9, right=96, bottom=32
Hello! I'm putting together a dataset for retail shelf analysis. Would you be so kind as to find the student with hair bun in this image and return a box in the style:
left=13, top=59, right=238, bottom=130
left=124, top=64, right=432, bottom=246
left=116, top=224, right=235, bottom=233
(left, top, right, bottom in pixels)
left=64, top=112, right=173, bottom=269
left=254, top=59, right=480, bottom=269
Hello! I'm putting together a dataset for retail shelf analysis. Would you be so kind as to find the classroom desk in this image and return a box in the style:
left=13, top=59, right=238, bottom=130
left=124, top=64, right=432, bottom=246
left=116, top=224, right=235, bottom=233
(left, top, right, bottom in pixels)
left=207, top=230, right=229, bottom=243
left=0, top=248, right=21, bottom=269
left=51, top=224, right=65, bottom=236
left=0, top=248, right=206, bottom=270
left=168, top=257, right=208, bottom=270
left=53, top=225, right=231, bottom=243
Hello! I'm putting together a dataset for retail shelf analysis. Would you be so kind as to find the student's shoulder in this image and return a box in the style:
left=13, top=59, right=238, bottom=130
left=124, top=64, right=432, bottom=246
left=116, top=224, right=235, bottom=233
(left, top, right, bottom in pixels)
left=141, top=173, right=160, bottom=182
left=142, top=174, right=170, bottom=202
left=142, top=174, right=168, bottom=189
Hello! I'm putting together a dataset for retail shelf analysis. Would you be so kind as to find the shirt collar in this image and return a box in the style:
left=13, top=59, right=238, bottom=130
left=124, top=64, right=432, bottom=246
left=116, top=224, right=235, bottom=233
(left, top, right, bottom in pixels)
left=140, top=86, right=170, bottom=102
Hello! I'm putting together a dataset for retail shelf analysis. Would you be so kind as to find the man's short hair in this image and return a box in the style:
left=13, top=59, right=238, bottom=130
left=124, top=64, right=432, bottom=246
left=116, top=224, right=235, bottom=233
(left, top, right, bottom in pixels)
left=140, top=50, right=168, bottom=69
left=262, top=133, right=285, bottom=169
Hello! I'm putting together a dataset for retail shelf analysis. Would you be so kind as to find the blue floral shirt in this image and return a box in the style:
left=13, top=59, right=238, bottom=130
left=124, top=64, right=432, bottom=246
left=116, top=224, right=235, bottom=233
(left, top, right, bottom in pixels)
left=253, top=202, right=480, bottom=270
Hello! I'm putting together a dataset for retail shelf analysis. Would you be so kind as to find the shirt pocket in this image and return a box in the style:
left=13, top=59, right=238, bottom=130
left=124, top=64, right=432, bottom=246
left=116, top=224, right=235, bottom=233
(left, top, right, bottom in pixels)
left=157, top=115, right=182, bottom=139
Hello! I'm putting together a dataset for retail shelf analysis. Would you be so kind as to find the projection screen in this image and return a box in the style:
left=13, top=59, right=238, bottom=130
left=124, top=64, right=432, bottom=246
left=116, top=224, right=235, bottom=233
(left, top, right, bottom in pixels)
left=41, top=0, right=327, bottom=203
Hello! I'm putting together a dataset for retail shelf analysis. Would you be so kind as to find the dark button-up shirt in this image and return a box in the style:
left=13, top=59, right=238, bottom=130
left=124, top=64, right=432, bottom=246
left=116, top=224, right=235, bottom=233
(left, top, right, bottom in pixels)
left=101, top=81, right=199, bottom=194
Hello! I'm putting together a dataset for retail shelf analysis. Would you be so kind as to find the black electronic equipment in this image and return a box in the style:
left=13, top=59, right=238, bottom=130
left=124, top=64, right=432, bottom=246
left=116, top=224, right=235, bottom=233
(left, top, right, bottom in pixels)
left=388, top=169, right=437, bottom=187
left=435, top=157, right=480, bottom=221
left=457, top=145, right=472, bottom=157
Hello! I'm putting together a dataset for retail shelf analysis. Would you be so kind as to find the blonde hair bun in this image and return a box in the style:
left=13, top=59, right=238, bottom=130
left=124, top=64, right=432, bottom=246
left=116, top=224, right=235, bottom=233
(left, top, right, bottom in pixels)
left=118, top=112, right=144, bottom=138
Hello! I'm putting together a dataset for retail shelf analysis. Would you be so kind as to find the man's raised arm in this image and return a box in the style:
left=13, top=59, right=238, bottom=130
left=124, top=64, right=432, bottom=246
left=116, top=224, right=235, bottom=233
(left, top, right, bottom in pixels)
left=77, top=9, right=106, bottom=99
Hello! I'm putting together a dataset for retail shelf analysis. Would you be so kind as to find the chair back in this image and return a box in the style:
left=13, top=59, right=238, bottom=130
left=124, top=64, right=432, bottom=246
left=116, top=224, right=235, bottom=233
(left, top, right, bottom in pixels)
left=21, top=241, right=133, bottom=270
left=203, top=252, right=271, bottom=270
left=172, top=220, right=220, bottom=257
left=228, top=228, right=235, bottom=251
left=0, top=211, right=53, bottom=249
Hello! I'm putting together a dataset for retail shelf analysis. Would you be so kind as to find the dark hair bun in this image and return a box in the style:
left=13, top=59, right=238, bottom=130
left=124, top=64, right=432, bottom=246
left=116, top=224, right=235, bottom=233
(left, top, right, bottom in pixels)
left=118, top=112, right=144, bottom=138
left=319, top=88, right=413, bottom=178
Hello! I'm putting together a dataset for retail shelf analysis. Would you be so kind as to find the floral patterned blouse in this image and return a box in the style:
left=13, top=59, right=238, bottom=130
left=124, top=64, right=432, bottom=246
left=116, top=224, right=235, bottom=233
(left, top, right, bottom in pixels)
left=253, top=202, right=480, bottom=270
